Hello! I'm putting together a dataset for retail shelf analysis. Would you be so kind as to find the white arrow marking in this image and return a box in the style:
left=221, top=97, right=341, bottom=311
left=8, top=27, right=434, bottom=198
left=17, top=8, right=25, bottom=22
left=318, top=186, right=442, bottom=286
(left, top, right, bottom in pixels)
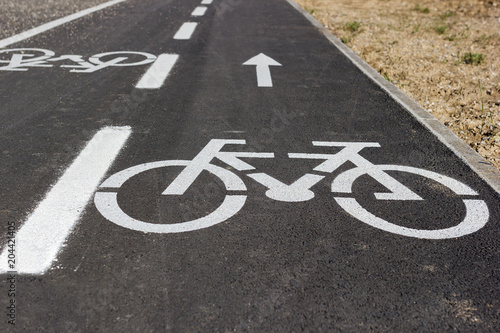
left=243, top=53, right=282, bottom=87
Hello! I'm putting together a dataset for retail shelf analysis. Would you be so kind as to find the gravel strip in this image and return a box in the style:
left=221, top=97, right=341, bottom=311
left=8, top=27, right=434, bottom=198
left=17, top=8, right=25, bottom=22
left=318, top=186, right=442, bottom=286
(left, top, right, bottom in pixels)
left=0, top=0, right=113, bottom=40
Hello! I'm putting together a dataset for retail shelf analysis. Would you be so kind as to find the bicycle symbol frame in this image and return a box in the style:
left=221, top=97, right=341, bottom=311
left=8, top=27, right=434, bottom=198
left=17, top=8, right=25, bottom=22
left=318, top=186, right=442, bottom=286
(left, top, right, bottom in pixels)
left=94, top=139, right=489, bottom=239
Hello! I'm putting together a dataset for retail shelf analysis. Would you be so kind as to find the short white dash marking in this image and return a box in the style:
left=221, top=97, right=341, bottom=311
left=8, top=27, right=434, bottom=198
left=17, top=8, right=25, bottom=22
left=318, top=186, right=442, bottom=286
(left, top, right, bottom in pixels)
left=135, top=54, right=179, bottom=89
left=201, top=0, right=213, bottom=4
left=0, top=0, right=127, bottom=49
left=173, top=22, right=199, bottom=40
left=0, top=126, right=131, bottom=274
left=191, top=6, right=208, bottom=16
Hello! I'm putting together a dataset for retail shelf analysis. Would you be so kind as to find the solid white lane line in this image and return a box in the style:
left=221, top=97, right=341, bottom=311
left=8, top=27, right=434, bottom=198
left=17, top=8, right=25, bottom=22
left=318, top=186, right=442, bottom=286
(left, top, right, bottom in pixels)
left=135, top=54, right=179, bottom=89
left=201, top=0, right=213, bottom=4
left=0, top=126, right=132, bottom=274
left=0, top=0, right=127, bottom=49
left=191, top=6, right=208, bottom=16
left=173, top=22, right=199, bottom=40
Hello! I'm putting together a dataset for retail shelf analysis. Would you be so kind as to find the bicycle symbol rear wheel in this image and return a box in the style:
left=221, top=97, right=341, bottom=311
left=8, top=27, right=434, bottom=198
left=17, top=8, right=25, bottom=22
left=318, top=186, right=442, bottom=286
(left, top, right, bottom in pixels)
left=94, top=160, right=246, bottom=233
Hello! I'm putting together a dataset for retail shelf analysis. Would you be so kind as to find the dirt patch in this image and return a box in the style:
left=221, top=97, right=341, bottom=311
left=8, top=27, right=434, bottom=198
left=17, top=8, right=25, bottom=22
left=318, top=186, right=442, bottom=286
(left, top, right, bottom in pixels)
left=294, top=0, right=500, bottom=169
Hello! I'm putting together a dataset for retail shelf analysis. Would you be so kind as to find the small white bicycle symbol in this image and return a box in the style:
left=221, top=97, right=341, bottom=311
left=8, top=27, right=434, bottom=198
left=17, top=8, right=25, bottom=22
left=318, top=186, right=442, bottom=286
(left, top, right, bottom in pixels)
left=94, top=139, right=489, bottom=239
left=0, top=48, right=156, bottom=73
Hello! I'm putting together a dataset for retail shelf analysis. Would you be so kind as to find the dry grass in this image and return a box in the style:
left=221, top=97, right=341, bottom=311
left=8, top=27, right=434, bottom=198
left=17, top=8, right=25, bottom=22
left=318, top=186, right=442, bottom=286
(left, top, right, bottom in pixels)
left=295, top=0, right=500, bottom=169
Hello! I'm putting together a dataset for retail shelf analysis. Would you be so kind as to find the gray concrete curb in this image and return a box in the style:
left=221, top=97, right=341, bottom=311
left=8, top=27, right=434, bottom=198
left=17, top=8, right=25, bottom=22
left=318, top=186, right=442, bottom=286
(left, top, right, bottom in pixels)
left=286, top=0, right=500, bottom=195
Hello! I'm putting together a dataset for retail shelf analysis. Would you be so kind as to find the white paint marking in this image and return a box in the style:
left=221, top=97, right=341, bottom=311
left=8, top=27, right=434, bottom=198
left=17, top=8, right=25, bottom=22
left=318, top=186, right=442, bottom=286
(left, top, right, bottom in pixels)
left=0, top=126, right=131, bottom=274
left=247, top=173, right=323, bottom=202
left=191, top=6, right=208, bottom=16
left=95, top=160, right=247, bottom=233
left=332, top=164, right=488, bottom=239
left=0, top=0, right=127, bottom=49
left=335, top=198, right=489, bottom=239
left=332, top=165, right=479, bottom=198
left=201, top=0, right=213, bottom=4
left=243, top=53, right=282, bottom=87
left=135, top=54, right=179, bottom=89
left=95, top=193, right=246, bottom=233
left=173, top=22, right=199, bottom=40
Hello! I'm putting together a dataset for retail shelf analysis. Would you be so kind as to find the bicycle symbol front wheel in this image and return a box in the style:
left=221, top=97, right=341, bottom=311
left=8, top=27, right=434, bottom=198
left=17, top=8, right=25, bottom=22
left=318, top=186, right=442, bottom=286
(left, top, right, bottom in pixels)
left=94, top=160, right=246, bottom=233
left=332, top=165, right=489, bottom=239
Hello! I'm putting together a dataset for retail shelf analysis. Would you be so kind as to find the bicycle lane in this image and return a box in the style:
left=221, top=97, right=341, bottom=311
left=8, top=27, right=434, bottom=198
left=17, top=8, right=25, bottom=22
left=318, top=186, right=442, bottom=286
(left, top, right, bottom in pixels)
left=2, top=0, right=500, bottom=331
left=90, top=0, right=500, bottom=331
left=119, top=0, right=500, bottom=330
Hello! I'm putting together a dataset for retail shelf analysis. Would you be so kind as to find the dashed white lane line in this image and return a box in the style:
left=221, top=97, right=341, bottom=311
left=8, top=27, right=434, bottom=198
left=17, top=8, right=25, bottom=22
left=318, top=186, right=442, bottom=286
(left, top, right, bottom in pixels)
left=0, top=126, right=132, bottom=274
left=173, top=22, right=199, bottom=40
left=135, top=54, right=179, bottom=89
left=201, top=0, right=213, bottom=4
left=0, top=0, right=127, bottom=49
left=191, top=6, right=208, bottom=17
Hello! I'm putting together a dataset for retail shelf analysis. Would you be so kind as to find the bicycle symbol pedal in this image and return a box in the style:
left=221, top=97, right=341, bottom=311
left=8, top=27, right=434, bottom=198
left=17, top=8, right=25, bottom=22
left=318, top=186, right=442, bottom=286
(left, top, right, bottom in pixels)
left=94, top=139, right=489, bottom=239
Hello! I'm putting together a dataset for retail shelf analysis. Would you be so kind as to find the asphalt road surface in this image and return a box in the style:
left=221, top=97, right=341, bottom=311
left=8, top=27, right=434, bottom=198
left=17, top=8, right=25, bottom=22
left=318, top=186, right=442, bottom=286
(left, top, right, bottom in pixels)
left=1, top=0, right=499, bottom=331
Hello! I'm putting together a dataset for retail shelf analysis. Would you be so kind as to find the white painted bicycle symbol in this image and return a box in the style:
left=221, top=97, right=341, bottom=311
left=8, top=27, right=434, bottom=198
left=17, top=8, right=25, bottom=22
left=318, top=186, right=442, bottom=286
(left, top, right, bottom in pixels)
left=0, top=48, right=156, bottom=73
left=94, top=139, right=489, bottom=239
